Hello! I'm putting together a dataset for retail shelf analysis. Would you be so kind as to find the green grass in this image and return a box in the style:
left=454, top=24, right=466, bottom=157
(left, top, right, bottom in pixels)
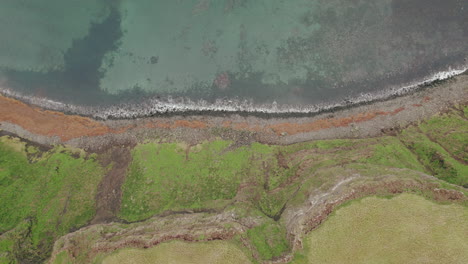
left=282, top=138, right=358, bottom=154
left=101, top=240, right=252, bottom=264
left=119, top=140, right=293, bottom=222
left=399, top=126, right=468, bottom=186
left=246, top=222, right=290, bottom=260
left=418, top=111, right=468, bottom=162
left=358, top=136, right=426, bottom=171
left=0, top=137, right=105, bottom=263
left=256, top=190, right=289, bottom=220
left=120, top=140, right=246, bottom=221
left=51, top=251, right=73, bottom=264
left=0, top=237, right=14, bottom=264
left=120, top=108, right=467, bottom=224
left=291, top=194, right=468, bottom=264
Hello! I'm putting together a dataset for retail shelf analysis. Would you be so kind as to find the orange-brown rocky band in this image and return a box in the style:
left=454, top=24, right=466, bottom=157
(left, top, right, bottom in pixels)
left=1, top=94, right=424, bottom=141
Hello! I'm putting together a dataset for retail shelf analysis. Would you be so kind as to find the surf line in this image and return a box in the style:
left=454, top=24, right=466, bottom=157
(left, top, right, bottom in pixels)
left=0, top=65, right=467, bottom=120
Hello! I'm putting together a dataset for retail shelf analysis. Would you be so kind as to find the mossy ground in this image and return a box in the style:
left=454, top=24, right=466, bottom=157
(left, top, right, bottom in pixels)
left=246, top=221, right=290, bottom=260
left=290, top=194, right=468, bottom=264
left=119, top=140, right=266, bottom=221
left=0, top=136, right=105, bottom=264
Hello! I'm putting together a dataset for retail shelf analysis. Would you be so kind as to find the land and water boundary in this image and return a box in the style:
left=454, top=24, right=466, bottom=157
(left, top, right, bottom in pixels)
left=0, top=73, right=467, bottom=263
left=0, top=71, right=467, bottom=147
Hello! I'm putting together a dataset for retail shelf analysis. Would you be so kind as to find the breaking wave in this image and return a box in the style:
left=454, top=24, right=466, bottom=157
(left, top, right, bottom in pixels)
left=1, top=66, right=467, bottom=120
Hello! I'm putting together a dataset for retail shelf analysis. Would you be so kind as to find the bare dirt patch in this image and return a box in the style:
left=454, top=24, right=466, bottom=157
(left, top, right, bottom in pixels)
left=91, top=145, right=133, bottom=224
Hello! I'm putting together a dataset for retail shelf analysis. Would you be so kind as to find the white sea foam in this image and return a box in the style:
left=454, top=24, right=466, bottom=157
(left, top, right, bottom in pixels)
left=1, top=66, right=466, bottom=120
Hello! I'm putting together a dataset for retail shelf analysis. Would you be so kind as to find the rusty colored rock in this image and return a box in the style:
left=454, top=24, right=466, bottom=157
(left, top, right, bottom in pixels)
left=266, top=108, right=405, bottom=136
left=0, top=94, right=411, bottom=141
left=0, top=95, right=113, bottom=141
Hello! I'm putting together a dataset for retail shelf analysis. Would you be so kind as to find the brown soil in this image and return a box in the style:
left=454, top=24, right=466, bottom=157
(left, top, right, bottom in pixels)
left=90, top=228, right=238, bottom=256
left=91, top=145, right=134, bottom=224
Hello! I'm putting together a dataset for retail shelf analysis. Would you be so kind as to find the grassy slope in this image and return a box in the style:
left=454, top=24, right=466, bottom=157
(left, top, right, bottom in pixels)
left=0, top=137, right=105, bottom=264
left=419, top=109, right=468, bottom=162
left=399, top=111, right=468, bottom=186
left=119, top=140, right=266, bottom=221
left=1, top=105, right=466, bottom=264
left=119, top=136, right=434, bottom=223
left=246, top=221, right=290, bottom=260
left=291, top=194, right=468, bottom=264
left=116, top=106, right=467, bottom=262
left=119, top=140, right=300, bottom=221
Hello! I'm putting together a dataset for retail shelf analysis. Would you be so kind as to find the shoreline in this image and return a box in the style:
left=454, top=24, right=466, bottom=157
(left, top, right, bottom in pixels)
left=1, top=66, right=466, bottom=120
left=0, top=70, right=467, bottom=148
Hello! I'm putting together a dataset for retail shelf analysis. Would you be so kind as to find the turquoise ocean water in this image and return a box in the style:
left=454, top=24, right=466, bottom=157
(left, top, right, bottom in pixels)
left=0, top=0, right=466, bottom=117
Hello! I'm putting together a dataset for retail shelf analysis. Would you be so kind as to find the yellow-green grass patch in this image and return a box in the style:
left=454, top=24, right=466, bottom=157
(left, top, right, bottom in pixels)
left=101, top=240, right=252, bottom=264
left=292, top=193, right=468, bottom=264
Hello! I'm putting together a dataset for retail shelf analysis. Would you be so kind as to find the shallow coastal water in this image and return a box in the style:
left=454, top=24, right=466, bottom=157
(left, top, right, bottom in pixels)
left=0, top=0, right=467, bottom=116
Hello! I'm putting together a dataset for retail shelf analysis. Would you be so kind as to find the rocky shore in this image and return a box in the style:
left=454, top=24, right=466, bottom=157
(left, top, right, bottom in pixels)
left=1, top=72, right=467, bottom=149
